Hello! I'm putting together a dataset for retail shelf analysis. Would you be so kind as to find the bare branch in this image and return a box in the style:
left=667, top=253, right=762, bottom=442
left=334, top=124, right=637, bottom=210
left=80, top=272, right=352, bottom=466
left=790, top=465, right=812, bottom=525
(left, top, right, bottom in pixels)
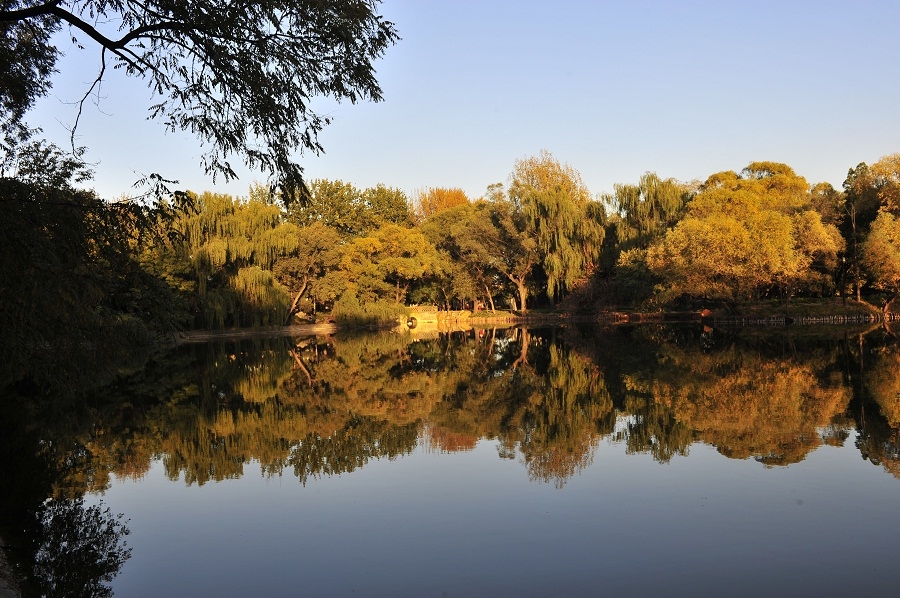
left=69, top=49, right=106, bottom=154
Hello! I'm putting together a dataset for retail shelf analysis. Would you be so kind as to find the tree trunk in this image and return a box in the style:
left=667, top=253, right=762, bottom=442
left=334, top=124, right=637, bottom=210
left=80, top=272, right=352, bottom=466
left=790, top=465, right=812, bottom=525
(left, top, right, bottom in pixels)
left=512, top=328, right=530, bottom=368
left=884, top=293, right=897, bottom=318
left=884, top=294, right=898, bottom=337
left=850, top=208, right=862, bottom=303
left=284, top=279, right=310, bottom=325
left=516, top=280, right=528, bottom=313
left=836, top=254, right=847, bottom=305
left=484, top=284, right=495, bottom=312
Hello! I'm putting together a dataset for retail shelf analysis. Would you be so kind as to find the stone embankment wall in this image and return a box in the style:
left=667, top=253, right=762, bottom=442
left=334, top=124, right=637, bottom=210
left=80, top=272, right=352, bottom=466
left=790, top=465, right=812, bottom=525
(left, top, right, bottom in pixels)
left=597, top=311, right=898, bottom=327
left=707, top=314, right=891, bottom=326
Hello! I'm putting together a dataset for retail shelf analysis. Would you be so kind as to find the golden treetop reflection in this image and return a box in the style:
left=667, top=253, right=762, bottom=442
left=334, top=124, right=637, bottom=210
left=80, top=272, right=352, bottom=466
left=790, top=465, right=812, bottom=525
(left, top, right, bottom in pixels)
left=37, top=325, right=900, bottom=496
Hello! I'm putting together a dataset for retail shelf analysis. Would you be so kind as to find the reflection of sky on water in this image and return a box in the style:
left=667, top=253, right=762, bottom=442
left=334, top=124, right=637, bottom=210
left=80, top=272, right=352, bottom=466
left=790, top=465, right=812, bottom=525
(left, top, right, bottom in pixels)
left=91, top=432, right=900, bottom=597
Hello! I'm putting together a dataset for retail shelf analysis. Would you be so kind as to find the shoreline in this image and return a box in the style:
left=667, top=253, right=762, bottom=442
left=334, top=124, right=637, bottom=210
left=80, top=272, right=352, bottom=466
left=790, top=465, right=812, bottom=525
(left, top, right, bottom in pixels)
left=175, top=322, right=338, bottom=343
left=169, top=300, right=897, bottom=342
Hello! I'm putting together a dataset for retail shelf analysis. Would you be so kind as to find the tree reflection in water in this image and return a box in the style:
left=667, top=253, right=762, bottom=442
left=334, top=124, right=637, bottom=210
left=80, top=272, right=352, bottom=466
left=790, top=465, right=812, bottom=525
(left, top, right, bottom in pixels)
left=5, top=326, right=900, bottom=570
left=22, top=325, right=900, bottom=497
left=6, top=323, right=900, bottom=591
left=33, top=498, right=131, bottom=598
left=856, top=336, right=900, bottom=477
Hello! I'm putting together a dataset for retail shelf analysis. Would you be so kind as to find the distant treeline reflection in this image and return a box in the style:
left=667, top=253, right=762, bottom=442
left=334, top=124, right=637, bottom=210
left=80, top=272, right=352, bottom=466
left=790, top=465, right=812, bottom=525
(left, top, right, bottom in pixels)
left=32, top=325, right=900, bottom=495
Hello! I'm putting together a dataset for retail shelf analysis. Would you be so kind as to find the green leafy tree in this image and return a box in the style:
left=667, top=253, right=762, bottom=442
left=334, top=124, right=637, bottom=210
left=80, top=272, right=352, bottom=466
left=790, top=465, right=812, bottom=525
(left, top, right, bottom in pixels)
left=600, top=172, right=692, bottom=268
left=340, top=224, right=440, bottom=304
left=841, top=163, right=882, bottom=300
left=283, top=179, right=362, bottom=235
left=359, top=184, right=412, bottom=230
left=0, top=0, right=398, bottom=189
left=170, top=189, right=297, bottom=326
left=421, top=202, right=504, bottom=310
left=509, top=151, right=605, bottom=301
left=479, top=198, right=540, bottom=312
left=838, top=155, right=900, bottom=303
left=285, top=179, right=410, bottom=237
left=273, top=222, right=342, bottom=323
left=598, top=173, right=692, bottom=303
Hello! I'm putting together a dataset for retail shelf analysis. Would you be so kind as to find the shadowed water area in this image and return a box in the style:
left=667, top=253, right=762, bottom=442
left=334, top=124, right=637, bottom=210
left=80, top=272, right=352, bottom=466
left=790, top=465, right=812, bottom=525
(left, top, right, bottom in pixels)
left=3, top=324, right=900, bottom=596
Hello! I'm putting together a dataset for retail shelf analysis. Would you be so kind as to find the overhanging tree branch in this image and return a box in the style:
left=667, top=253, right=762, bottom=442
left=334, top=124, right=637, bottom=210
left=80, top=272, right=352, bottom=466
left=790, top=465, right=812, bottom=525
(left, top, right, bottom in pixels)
left=0, top=1, right=62, bottom=22
left=0, top=1, right=399, bottom=193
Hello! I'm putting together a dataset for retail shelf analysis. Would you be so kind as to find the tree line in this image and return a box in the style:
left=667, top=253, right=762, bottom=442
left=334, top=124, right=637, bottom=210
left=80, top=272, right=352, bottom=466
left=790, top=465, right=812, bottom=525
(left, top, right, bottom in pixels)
left=123, top=149, right=900, bottom=331
left=4, top=141, right=900, bottom=381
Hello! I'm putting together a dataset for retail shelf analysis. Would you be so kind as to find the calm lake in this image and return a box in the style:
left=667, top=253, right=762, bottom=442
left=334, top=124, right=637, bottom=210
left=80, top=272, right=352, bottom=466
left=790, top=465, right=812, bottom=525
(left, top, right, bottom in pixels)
left=4, top=324, right=900, bottom=596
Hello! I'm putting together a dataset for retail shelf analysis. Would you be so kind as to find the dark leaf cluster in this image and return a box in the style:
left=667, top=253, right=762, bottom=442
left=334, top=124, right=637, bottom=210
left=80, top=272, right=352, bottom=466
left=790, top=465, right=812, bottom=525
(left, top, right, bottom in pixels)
left=1, top=0, right=398, bottom=191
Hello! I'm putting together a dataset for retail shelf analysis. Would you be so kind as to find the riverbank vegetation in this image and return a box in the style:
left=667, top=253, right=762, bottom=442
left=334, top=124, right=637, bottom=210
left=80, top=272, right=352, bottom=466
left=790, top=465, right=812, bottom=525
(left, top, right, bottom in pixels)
left=4, top=140, right=900, bottom=392
left=140, top=149, right=900, bottom=325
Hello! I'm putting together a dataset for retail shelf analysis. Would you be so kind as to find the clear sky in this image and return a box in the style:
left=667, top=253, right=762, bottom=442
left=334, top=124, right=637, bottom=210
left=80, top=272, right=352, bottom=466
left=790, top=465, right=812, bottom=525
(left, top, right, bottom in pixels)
left=27, top=0, right=900, bottom=201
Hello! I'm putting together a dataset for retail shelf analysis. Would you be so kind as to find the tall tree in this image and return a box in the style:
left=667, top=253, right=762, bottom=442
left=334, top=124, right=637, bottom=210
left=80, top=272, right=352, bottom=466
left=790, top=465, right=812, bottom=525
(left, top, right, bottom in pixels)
left=870, top=153, right=900, bottom=213
left=598, top=172, right=692, bottom=303
left=0, top=1, right=398, bottom=190
left=170, top=190, right=298, bottom=327
left=273, top=222, right=342, bottom=324
left=842, top=163, right=882, bottom=300
left=481, top=199, right=540, bottom=312
left=421, top=202, right=506, bottom=311
left=861, top=212, right=900, bottom=315
left=509, top=151, right=605, bottom=301
left=808, top=182, right=845, bottom=227
left=339, top=224, right=439, bottom=304
left=858, top=153, right=900, bottom=313
left=424, top=194, right=536, bottom=312
left=600, top=172, right=692, bottom=269
left=359, top=184, right=412, bottom=230
left=285, top=179, right=362, bottom=236
left=285, top=179, right=409, bottom=237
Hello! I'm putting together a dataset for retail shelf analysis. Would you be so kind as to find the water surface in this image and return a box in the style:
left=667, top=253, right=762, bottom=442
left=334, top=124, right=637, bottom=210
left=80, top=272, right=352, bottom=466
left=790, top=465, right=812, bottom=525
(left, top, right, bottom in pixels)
left=5, top=325, right=900, bottom=596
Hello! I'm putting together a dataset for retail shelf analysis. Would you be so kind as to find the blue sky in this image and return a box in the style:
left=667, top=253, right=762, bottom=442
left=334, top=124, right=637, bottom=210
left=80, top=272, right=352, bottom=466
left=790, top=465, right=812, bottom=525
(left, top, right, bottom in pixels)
left=28, top=0, right=900, bottom=201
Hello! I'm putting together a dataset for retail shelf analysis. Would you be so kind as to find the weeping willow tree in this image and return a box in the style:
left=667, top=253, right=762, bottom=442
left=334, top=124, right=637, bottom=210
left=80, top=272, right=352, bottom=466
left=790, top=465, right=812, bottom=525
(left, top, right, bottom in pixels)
left=509, top=151, right=606, bottom=302
left=172, top=187, right=298, bottom=327
left=516, top=344, right=615, bottom=488
left=596, top=173, right=693, bottom=304
left=601, top=172, right=693, bottom=265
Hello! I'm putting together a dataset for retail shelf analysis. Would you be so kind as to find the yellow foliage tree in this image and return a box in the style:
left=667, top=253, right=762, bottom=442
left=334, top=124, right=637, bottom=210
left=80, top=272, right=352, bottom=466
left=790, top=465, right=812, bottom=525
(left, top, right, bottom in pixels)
left=869, top=153, right=900, bottom=214
left=646, top=162, right=843, bottom=304
left=339, top=224, right=441, bottom=304
left=861, top=211, right=900, bottom=313
left=414, top=187, right=470, bottom=222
